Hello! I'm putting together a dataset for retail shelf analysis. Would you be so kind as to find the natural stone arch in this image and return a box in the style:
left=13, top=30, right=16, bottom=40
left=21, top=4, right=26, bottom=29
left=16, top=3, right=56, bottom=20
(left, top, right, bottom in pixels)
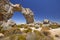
left=0, top=1, right=34, bottom=24
left=0, top=0, right=34, bottom=30
left=13, top=7, right=34, bottom=24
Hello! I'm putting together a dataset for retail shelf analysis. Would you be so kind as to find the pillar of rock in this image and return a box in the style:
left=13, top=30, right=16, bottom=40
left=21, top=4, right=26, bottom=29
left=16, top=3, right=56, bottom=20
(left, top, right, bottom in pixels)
left=22, top=8, right=34, bottom=24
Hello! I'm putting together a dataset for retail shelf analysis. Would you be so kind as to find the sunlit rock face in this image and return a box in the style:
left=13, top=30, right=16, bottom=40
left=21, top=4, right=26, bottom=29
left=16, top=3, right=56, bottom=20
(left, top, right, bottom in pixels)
left=0, top=33, right=4, bottom=38
left=0, top=3, right=14, bottom=21
left=22, top=8, right=34, bottom=24
left=7, top=19, right=16, bottom=26
left=0, top=1, right=14, bottom=27
left=1, top=19, right=16, bottom=30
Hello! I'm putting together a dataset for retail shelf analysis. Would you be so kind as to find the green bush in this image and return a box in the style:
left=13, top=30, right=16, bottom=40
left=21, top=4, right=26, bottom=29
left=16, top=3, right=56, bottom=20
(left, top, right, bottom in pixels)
left=23, top=28, right=32, bottom=33
left=18, top=35, right=26, bottom=40
left=9, top=34, right=26, bottom=40
left=49, top=25, right=59, bottom=29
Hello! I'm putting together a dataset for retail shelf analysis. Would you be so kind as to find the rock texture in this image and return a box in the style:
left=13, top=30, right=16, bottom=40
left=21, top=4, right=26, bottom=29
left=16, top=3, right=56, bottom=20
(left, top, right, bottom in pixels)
left=1, top=19, right=16, bottom=30
left=22, top=8, right=34, bottom=24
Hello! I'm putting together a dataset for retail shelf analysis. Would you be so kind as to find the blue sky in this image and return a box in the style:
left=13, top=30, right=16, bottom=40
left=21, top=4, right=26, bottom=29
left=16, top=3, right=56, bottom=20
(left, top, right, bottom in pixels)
left=10, top=0, right=60, bottom=24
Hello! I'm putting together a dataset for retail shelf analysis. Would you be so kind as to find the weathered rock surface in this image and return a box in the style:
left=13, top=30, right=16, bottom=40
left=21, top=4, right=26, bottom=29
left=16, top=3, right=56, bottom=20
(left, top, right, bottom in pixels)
left=22, top=8, right=34, bottom=24
left=1, top=19, right=16, bottom=30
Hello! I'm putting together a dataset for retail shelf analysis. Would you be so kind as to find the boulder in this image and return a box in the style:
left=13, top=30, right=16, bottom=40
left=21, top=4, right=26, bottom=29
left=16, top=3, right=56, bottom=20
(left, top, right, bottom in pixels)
left=1, top=19, right=16, bottom=30
left=43, top=19, right=50, bottom=24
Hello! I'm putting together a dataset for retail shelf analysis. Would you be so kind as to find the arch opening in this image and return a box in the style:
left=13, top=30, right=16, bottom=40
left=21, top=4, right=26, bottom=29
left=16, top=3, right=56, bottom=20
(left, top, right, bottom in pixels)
left=11, top=12, right=26, bottom=24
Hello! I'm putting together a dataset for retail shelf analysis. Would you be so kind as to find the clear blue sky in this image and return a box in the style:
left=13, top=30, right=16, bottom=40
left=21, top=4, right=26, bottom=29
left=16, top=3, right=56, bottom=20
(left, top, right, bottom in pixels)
left=10, top=0, right=60, bottom=24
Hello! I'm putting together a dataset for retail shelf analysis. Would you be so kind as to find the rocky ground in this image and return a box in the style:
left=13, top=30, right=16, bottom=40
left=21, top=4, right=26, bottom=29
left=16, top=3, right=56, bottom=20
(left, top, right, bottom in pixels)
left=0, top=23, right=60, bottom=40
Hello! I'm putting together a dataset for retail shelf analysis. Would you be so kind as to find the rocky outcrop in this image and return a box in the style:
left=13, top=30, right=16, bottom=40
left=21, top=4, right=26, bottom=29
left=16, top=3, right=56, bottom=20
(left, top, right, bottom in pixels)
left=22, top=8, right=34, bottom=24
left=43, top=19, right=50, bottom=24
left=1, top=19, right=16, bottom=30
left=0, top=0, right=34, bottom=27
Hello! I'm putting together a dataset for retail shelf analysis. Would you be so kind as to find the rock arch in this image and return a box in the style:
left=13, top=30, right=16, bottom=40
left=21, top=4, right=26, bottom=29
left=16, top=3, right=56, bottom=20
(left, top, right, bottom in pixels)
left=13, top=7, right=34, bottom=24
left=0, top=8, right=34, bottom=24
left=0, top=0, right=34, bottom=30
left=0, top=2, right=34, bottom=29
left=12, top=5, right=34, bottom=24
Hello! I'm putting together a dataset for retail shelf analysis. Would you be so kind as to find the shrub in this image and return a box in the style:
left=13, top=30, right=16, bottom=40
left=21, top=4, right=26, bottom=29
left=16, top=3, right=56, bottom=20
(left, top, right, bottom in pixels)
left=49, top=25, right=59, bottom=29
